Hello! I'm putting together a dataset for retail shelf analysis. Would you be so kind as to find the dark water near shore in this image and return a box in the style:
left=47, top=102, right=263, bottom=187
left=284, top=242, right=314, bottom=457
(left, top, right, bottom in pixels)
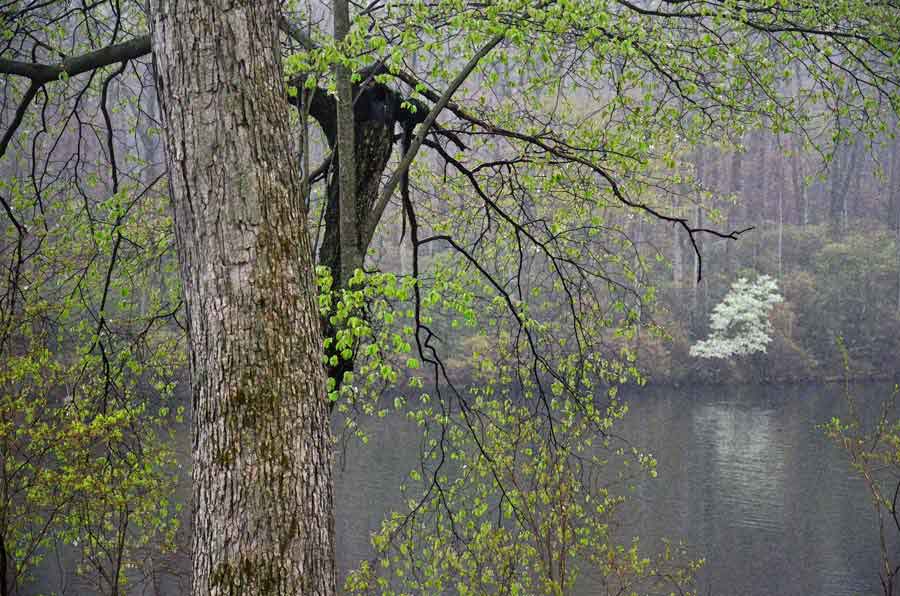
left=335, top=383, right=892, bottom=595
left=25, top=382, right=893, bottom=594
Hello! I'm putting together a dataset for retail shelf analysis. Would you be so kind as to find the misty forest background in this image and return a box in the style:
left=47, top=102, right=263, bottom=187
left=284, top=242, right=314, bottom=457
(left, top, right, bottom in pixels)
left=370, top=121, right=900, bottom=386
left=626, top=127, right=900, bottom=385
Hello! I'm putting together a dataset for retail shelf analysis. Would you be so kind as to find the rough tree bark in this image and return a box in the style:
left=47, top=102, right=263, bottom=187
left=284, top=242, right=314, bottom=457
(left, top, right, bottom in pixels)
left=149, top=2, right=336, bottom=594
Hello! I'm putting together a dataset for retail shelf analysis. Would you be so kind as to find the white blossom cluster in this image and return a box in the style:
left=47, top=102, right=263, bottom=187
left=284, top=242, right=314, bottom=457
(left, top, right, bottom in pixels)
left=690, top=275, right=784, bottom=359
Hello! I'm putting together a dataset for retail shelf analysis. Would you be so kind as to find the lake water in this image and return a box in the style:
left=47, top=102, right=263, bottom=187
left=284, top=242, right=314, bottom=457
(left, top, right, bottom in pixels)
left=24, top=382, right=893, bottom=594
left=335, top=383, right=893, bottom=595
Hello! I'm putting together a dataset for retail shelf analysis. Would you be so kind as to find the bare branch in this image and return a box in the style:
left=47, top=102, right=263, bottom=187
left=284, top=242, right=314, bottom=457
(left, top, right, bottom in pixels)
left=365, top=32, right=505, bottom=245
left=278, top=15, right=316, bottom=50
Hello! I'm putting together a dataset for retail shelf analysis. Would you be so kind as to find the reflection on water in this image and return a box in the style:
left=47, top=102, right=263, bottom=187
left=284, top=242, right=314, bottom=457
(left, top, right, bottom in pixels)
left=337, top=383, right=890, bottom=596
left=693, top=404, right=786, bottom=532
left=617, top=383, right=886, bottom=596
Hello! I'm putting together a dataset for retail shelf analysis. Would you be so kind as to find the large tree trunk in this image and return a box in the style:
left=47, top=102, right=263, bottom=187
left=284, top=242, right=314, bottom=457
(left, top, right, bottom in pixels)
left=150, top=2, right=336, bottom=595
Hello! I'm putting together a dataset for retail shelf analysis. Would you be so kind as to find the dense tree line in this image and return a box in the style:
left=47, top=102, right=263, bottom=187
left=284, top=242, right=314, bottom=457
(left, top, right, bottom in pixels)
left=632, top=128, right=900, bottom=384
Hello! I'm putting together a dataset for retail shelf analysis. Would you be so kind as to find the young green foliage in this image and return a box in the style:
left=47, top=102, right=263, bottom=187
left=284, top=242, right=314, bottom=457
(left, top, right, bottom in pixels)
left=823, top=347, right=900, bottom=596
left=344, top=392, right=702, bottom=596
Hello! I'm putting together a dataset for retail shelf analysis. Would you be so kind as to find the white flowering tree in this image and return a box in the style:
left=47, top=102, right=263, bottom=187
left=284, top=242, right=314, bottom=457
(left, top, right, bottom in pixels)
left=691, top=275, right=784, bottom=359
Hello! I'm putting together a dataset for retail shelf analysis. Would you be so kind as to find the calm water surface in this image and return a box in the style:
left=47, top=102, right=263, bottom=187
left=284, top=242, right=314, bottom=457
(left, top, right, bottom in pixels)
left=24, top=382, right=892, bottom=595
left=335, top=383, right=893, bottom=595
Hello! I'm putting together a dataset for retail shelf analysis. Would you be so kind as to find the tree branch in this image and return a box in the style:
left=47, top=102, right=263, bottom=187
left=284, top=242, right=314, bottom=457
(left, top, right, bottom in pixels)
left=0, top=35, right=151, bottom=83
left=0, top=82, right=40, bottom=159
left=334, top=0, right=361, bottom=284
left=364, top=33, right=505, bottom=246
left=278, top=15, right=316, bottom=51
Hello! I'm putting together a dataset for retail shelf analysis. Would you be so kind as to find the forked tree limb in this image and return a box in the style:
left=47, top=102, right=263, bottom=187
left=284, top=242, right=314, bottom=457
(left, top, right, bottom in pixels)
left=364, top=32, right=505, bottom=246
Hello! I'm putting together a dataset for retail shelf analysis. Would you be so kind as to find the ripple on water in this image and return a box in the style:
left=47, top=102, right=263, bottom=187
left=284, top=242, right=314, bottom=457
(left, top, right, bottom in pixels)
left=693, top=404, right=786, bottom=533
